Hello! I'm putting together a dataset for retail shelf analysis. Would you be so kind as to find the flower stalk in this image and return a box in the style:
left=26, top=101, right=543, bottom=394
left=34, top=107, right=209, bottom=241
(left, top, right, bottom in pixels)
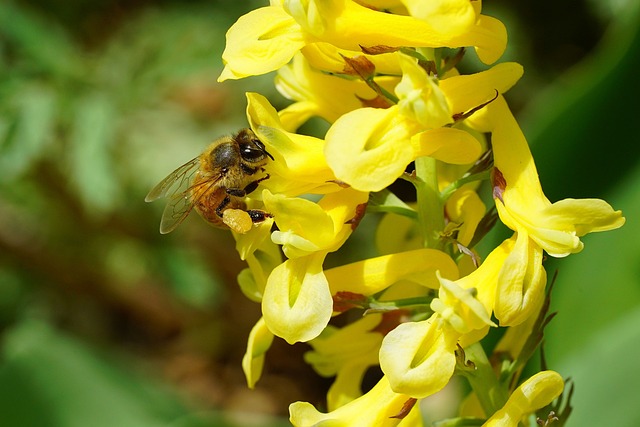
left=415, top=155, right=445, bottom=250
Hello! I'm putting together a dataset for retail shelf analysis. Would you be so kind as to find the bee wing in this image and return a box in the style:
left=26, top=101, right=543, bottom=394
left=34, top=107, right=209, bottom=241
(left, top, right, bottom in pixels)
left=145, top=157, right=200, bottom=202
left=146, top=156, right=201, bottom=234
left=159, top=191, right=194, bottom=234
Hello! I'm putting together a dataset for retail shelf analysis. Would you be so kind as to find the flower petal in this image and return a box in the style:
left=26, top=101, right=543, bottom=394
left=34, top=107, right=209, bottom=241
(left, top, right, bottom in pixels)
left=246, top=92, right=338, bottom=195
left=379, top=315, right=458, bottom=398
left=439, top=62, right=523, bottom=116
left=242, top=317, right=274, bottom=388
left=262, top=253, right=332, bottom=343
left=495, top=232, right=547, bottom=326
left=290, top=376, right=414, bottom=427
left=325, top=106, right=418, bottom=192
left=219, top=6, right=305, bottom=81
left=484, top=371, right=564, bottom=426
left=401, top=0, right=477, bottom=36
left=325, top=248, right=459, bottom=294
left=412, top=127, right=483, bottom=164
left=541, top=198, right=625, bottom=236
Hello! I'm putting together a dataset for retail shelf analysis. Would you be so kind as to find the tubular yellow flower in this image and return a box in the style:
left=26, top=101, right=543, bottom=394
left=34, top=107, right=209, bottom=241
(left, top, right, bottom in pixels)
left=275, top=53, right=400, bottom=128
left=495, top=232, right=547, bottom=326
left=379, top=314, right=459, bottom=398
left=219, top=0, right=507, bottom=81
left=305, top=314, right=383, bottom=410
left=324, top=105, right=419, bottom=192
left=431, top=273, right=496, bottom=335
left=300, top=42, right=402, bottom=75
left=245, top=92, right=338, bottom=195
left=325, top=248, right=459, bottom=295
left=262, top=252, right=332, bottom=344
left=395, top=54, right=452, bottom=130
left=445, top=187, right=486, bottom=247
left=324, top=59, right=523, bottom=192
left=260, top=188, right=367, bottom=344
left=264, top=188, right=368, bottom=258
left=219, top=6, right=305, bottom=81
left=483, top=371, right=564, bottom=427
left=473, top=95, right=625, bottom=258
left=289, top=376, right=415, bottom=427
left=242, top=317, right=275, bottom=388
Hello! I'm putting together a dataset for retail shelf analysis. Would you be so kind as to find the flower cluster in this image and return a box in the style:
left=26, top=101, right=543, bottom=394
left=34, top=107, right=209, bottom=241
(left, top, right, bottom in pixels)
left=217, top=1, right=625, bottom=426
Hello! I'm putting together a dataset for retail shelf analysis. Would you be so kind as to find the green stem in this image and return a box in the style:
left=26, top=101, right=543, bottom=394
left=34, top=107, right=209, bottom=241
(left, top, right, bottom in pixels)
left=462, top=342, right=509, bottom=416
left=414, top=156, right=443, bottom=249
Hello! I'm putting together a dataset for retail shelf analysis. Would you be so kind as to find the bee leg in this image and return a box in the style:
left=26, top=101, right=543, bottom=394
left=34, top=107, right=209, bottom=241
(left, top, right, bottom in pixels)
left=226, top=174, right=271, bottom=197
left=215, top=195, right=231, bottom=218
left=246, top=210, right=273, bottom=224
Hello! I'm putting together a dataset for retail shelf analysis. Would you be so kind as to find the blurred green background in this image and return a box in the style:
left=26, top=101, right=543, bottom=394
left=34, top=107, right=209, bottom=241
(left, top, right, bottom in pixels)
left=0, top=0, right=638, bottom=426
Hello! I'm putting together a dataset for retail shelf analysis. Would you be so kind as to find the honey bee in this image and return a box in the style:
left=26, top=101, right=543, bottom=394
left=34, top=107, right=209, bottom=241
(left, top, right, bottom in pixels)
left=145, top=128, right=274, bottom=234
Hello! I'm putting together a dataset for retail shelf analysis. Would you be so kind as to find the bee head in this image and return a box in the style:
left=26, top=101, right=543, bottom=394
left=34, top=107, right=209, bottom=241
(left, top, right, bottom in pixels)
left=236, top=128, right=275, bottom=163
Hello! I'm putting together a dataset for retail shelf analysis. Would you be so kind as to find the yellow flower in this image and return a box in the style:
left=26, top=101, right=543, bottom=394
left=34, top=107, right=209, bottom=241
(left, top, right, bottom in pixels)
left=470, top=95, right=625, bottom=258
left=445, top=187, right=486, bottom=247
left=264, top=188, right=368, bottom=258
left=275, top=53, right=400, bottom=129
left=379, top=314, right=459, bottom=398
left=242, top=317, right=274, bottom=388
left=245, top=92, right=338, bottom=196
left=300, top=42, right=402, bottom=75
left=305, top=314, right=383, bottom=410
left=395, top=54, right=452, bottom=129
left=483, top=371, right=564, bottom=427
left=378, top=238, right=521, bottom=398
left=260, top=188, right=368, bottom=344
left=262, top=252, right=332, bottom=344
left=324, top=60, right=523, bottom=192
left=289, top=376, right=415, bottom=427
left=431, top=272, right=496, bottom=335
left=236, top=235, right=282, bottom=301
left=219, top=0, right=507, bottom=81
left=495, top=232, right=547, bottom=326
left=325, top=247, right=459, bottom=295
left=218, top=6, right=305, bottom=81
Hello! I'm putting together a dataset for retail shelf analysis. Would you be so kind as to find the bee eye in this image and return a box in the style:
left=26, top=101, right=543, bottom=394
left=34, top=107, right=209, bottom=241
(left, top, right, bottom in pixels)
left=239, top=144, right=266, bottom=162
